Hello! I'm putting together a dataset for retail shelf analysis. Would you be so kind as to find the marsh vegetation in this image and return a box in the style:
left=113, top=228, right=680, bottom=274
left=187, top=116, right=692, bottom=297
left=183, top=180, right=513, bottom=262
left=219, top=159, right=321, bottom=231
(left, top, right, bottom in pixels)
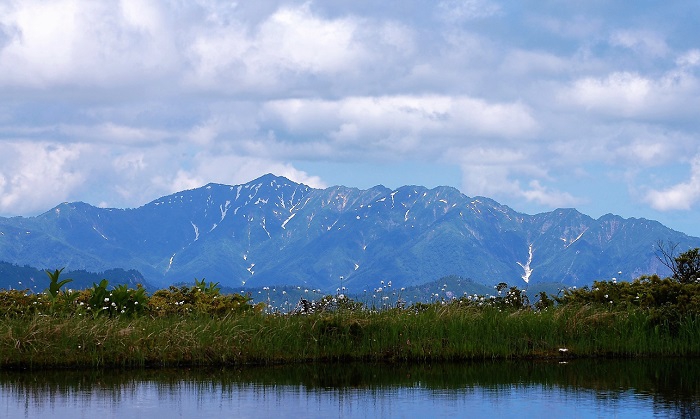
left=1, top=262, right=699, bottom=369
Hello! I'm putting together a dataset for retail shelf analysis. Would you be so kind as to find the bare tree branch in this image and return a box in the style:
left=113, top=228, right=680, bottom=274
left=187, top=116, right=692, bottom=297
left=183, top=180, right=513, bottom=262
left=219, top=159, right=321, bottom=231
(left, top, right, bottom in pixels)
left=655, top=240, right=679, bottom=278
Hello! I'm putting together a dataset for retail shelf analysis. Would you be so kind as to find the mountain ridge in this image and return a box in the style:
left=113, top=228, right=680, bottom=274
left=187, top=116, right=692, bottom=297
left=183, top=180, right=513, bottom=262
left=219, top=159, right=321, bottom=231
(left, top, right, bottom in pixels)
left=0, top=173, right=697, bottom=292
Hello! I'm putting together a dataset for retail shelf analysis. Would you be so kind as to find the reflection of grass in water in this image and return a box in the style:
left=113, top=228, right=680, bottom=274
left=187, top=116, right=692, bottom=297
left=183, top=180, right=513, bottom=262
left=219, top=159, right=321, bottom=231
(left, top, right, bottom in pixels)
left=1, top=359, right=699, bottom=411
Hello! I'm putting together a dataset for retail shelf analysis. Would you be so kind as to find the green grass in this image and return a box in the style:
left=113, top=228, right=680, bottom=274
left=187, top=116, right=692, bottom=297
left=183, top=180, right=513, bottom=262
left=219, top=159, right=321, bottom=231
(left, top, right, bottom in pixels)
left=1, top=304, right=698, bottom=369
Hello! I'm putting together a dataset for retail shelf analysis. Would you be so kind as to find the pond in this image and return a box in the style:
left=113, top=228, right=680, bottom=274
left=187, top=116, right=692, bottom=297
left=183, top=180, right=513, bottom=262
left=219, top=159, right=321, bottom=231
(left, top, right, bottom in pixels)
left=1, top=359, right=698, bottom=418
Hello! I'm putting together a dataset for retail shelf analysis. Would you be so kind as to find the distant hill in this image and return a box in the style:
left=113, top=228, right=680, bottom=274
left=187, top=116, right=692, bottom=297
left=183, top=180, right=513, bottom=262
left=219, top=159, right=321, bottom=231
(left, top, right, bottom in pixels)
left=1, top=173, right=697, bottom=293
left=0, top=261, right=153, bottom=292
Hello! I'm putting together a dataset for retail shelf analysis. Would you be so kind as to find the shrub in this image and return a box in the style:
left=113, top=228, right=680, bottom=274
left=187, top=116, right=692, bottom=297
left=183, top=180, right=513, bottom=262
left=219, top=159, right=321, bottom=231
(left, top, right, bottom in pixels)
left=148, top=285, right=257, bottom=317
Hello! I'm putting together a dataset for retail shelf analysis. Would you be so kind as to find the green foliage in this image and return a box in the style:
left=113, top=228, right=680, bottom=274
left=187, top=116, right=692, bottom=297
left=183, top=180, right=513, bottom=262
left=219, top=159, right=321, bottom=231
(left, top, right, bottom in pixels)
left=0, top=290, right=43, bottom=317
left=45, top=268, right=73, bottom=301
left=556, top=275, right=700, bottom=335
left=87, top=279, right=110, bottom=315
left=408, top=282, right=530, bottom=312
left=673, top=248, right=700, bottom=284
left=296, top=294, right=365, bottom=314
left=534, top=291, right=554, bottom=311
left=1, top=274, right=256, bottom=319
left=83, top=279, right=147, bottom=318
left=194, top=278, right=221, bottom=296
left=1, top=276, right=700, bottom=368
left=656, top=242, right=700, bottom=284
left=148, top=285, right=256, bottom=317
left=2, top=270, right=700, bottom=368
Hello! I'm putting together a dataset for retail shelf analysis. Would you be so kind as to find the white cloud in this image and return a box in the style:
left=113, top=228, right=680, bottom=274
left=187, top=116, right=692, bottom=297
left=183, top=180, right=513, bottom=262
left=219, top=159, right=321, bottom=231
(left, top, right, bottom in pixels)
left=566, top=72, right=652, bottom=115
left=62, top=123, right=171, bottom=145
left=609, top=29, right=668, bottom=57
left=0, top=0, right=176, bottom=88
left=436, top=0, right=501, bottom=23
left=185, top=3, right=406, bottom=93
left=263, top=95, right=537, bottom=153
left=563, top=66, right=700, bottom=119
left=618, top=139, right=670, bottom=166
left=520, top=180, right=579, bottom=208
left=453, top=147, right=579, bottom=208
left=645, top=156, right=700, bottom=211
left=0, top=142, right=86, bottom=214
left=676, top=49, right=700, bottom=68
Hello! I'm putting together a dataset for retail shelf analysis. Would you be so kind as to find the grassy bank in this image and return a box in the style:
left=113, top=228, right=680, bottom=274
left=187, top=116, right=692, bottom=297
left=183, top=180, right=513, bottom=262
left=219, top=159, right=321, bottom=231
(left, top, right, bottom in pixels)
left=1, top=303, right=698, bottom=369
left=1, top=274, right=699, bottom=369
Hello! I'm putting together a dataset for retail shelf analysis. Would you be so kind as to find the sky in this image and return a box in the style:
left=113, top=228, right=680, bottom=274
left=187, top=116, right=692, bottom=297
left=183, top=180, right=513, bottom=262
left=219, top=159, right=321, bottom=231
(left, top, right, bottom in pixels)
left=1, top=1, right=700, bottom=236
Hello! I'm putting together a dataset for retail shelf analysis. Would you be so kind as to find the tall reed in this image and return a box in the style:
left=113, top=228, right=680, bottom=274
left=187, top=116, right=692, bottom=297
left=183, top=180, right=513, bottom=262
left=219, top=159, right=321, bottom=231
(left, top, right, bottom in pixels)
left=2, top=304, right=698, bottom=369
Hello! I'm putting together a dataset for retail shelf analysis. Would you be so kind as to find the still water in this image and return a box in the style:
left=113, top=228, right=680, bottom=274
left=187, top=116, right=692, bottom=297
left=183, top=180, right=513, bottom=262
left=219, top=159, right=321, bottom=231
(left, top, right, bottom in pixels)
left=1, top=359, right=698, bottom=418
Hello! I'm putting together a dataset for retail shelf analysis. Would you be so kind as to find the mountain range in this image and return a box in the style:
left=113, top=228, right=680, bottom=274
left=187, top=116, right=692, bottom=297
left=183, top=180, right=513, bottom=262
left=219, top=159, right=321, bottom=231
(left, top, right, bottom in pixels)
left=1, top=173, right=698, bottom=293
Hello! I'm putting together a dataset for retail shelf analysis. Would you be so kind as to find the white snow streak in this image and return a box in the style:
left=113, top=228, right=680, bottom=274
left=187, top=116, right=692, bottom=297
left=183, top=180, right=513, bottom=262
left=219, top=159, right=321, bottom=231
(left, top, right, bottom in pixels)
left=261, top=217, right=271, bottom=238
left=92, top=227, right=108, bottom=240
left=220, top=200, right=231, bottom=222
left=166, top=253, right=176, bottom=272
left=564, top=229, right=588, bottom=248
left=517, top=244, right=534, bottom=284
left=191, top=222, right=199, bottom=241
left=281, top=213, right=296, bottom=229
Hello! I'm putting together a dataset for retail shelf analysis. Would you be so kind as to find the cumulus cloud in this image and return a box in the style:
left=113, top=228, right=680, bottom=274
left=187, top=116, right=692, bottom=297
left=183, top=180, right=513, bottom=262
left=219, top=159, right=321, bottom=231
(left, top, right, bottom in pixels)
left=263, top=95, right=537, bottom=152
left=0, top=0, right=177, bottom=88
left=0, top=142, right=86, bottom=214
left=645, top=156, right=700, bottom=211
left=562, top=63, right=700, bottom=120
left=566, top=72, right=652, bottom=115
left=453, top=147, right=580, bottom=208
left=184, top=3, right=416, bottom=94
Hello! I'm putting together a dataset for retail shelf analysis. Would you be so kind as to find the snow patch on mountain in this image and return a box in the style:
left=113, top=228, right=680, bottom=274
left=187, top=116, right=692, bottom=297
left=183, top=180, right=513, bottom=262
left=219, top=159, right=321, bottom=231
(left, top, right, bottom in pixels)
left=191, top=222, right=199, bottom=241
left=166, top=253, right=176, bottom=272
left=563, top=229, right=587, bottom=248
left=281, top=213, right=296, bottom=229
left=92, top=227, right=108, bottom=240
left=261, top=217, right=271, bottom=238
left=517, top=244, right=534, bottom=284
left=220, top=201, right=231, bottom=222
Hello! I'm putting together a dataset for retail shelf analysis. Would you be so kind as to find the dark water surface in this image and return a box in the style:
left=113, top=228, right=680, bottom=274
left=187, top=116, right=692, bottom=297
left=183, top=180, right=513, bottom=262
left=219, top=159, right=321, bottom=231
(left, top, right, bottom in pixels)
left=1, top=359, right=698, bottom=418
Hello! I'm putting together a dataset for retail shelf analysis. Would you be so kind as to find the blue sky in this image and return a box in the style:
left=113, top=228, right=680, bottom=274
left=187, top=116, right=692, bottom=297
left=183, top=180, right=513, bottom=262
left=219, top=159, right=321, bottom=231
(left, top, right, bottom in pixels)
left=1, top=1, right=700, bottom=236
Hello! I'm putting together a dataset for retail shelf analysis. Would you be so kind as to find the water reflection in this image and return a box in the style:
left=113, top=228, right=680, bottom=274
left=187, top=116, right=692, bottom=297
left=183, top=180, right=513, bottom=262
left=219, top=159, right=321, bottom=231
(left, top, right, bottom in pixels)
left=1, top=359, right=698, bottom=418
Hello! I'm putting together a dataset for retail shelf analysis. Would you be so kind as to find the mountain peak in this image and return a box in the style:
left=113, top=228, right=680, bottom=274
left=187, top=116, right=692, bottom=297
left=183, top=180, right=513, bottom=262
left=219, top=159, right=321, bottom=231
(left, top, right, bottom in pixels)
left=246, top=173, right=299, bottom=188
